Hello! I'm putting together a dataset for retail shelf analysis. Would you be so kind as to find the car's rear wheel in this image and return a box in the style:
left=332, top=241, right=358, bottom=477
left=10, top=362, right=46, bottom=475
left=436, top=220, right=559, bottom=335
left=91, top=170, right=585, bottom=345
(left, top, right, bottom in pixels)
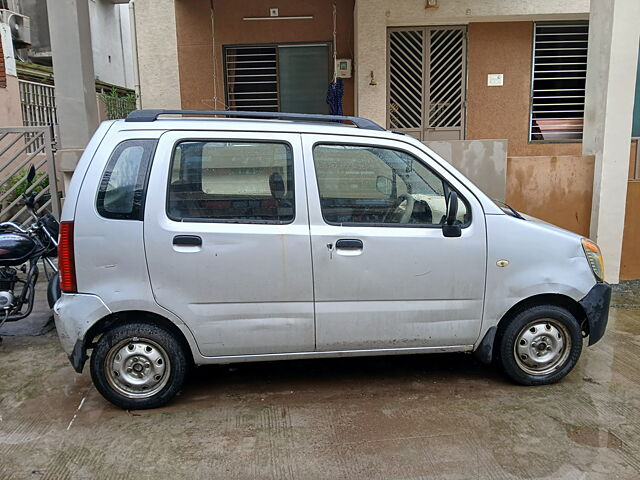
left=497, top=305, right=583, bottom=385
left=90, top=322, right=188, bottom=409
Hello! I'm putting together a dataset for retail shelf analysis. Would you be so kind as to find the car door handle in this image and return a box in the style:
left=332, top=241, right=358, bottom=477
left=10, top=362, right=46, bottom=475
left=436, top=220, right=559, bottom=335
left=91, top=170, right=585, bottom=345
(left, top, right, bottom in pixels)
left=173, top=235, right=202, bottom=247
left=335, top=239, right=363, bottom=250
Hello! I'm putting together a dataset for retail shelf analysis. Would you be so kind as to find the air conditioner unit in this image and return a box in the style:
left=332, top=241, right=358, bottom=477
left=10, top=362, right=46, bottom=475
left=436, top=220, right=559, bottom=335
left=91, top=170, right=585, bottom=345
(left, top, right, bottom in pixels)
left=0, top=9, right=31, bottom=47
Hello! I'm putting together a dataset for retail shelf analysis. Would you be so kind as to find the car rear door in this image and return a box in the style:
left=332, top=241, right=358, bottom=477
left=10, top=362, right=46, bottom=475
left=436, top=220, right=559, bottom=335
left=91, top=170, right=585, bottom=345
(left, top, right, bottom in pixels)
left=144, top=130, right=314, bottom=357
left=302, top=134, right=487, bottom=351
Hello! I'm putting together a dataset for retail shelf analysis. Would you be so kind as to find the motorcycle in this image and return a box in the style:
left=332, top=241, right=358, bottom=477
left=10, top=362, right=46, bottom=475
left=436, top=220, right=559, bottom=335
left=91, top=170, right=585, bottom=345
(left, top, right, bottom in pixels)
left=0, top=165, right=60, bottom=337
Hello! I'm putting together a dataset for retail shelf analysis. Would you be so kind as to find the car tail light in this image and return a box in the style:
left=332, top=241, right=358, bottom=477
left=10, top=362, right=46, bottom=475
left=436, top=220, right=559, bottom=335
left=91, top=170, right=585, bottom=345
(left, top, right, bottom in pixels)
left=59, top=221, right=77, bottom=293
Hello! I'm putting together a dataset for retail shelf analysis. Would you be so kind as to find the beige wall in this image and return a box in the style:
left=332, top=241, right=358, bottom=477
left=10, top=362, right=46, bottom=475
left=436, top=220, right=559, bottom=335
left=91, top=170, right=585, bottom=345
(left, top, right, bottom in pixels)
left=134, top=0, right=181, bottom=109
left=0, top=76, right=23, bottom=127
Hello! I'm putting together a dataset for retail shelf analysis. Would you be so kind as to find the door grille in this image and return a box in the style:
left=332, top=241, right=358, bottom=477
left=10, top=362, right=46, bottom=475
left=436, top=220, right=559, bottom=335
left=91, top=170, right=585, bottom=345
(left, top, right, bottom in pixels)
left=388, top=30, right=424, bottom=130
left=427, top=28, right=465, bottom=129
left=388, top=26, right=466, bottom=140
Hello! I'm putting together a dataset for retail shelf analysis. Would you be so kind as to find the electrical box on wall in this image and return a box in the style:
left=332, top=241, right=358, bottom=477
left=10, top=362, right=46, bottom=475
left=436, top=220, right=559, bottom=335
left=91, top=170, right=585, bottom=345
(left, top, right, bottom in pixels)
left=335, top=58, right=352, bottom=78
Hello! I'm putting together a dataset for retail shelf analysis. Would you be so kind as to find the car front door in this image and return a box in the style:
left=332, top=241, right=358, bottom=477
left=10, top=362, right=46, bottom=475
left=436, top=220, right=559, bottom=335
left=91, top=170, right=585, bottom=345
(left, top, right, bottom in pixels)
left=302, top=134, right=487, bottom=351
left=144, top=131, right=314, bottom=357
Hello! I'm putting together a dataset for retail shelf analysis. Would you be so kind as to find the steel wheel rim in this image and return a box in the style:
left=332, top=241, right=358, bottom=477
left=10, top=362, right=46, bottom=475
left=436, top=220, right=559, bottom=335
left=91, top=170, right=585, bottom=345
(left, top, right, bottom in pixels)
left=513, top=319, right=571, bottom=376
left=104, top=337, right=171, bottom=399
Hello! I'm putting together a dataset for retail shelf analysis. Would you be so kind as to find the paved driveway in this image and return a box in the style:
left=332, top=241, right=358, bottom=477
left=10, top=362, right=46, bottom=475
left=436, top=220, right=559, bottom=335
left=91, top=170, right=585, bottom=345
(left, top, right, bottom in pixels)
left=1, top=286, right=639, bottom=479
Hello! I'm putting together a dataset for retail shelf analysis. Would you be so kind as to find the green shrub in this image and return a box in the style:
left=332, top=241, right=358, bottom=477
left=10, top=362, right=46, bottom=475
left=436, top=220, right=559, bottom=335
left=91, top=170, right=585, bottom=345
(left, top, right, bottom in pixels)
left=0, top=168, right=49, bottom=204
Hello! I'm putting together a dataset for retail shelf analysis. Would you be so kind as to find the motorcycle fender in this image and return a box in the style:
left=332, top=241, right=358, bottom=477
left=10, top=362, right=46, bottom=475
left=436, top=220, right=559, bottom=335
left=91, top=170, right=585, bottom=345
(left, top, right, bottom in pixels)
left=47, top=272, right=61, bottom=309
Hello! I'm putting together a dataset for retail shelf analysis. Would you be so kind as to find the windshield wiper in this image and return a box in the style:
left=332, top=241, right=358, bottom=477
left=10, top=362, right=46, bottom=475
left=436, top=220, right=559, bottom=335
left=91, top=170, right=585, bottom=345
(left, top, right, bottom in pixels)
left=494, top=200, right=525, bottom=220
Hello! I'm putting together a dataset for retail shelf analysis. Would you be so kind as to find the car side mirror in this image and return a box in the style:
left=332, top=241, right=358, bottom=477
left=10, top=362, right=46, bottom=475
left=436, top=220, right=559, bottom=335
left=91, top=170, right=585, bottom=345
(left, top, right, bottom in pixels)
left=442, top=191, right=462, bottom=238
left=375, top=175, right=393, bottom=196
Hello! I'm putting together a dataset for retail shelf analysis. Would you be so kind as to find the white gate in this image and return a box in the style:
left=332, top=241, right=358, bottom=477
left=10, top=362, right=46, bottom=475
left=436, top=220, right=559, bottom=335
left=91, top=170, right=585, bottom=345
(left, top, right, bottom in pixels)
left=388, top=26, right=467, bottom=141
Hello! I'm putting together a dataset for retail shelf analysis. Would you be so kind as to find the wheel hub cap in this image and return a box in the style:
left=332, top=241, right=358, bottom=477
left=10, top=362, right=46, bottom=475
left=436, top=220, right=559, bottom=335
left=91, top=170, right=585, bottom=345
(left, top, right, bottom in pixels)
left=105, top=339, right=170, bottom=399
left=514, top=319, right=571, bottom=376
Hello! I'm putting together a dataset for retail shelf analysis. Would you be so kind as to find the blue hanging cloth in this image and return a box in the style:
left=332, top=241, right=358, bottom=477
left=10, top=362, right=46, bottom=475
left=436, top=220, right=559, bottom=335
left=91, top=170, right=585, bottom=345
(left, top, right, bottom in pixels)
left=326, top=78, right=344, bottom=116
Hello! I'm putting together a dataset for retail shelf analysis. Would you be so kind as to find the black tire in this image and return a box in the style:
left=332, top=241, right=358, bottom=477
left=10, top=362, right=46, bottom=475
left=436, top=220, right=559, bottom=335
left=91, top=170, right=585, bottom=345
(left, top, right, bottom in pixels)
left=496, top=305, right=583, bottom=386
left=90, top=322, right=189, bottom=409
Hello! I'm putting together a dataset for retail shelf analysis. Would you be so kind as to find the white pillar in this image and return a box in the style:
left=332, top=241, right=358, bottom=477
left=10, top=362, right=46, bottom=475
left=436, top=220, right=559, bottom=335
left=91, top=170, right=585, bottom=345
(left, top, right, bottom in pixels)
left=47, top=0, right=99, bottom=186
left=582, top=0, right=640, bottom=284
left=133, top=0, right=181, bottom=109
left=354, top=0, right=387, bottom=126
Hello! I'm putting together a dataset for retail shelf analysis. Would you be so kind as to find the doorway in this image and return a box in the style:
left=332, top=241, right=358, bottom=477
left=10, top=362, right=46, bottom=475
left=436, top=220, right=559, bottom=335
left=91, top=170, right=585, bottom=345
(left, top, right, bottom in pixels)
left=387, top=26, right=467, bottom=141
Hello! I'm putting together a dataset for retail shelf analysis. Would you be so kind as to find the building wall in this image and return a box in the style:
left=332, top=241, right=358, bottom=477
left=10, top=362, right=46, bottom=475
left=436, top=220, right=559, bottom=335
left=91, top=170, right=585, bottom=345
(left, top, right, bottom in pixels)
left=174, top=0, right=215, bottom=110
left=89, top=1, right=134, bottom=88
left=174, top=0, right=355, bottom=114
left=466, top=22, right=582, bottom=157
left=0, top=76, right=23, bottom=127
left=621, top=142, right=640, bottom=279
left=0, top=25, right=22, bottom=127
left=506, top=155, right=594, bottom=237
left=354, top=0, right=589, bottom=129
left=20, top=0, right=133, bottom=88
left=134, top=0, right=181, bottom=109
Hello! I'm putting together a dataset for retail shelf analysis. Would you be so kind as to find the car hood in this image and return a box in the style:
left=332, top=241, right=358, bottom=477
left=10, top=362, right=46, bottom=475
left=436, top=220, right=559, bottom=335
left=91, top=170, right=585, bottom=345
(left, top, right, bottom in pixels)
left=517, top=211, right=584, bottom=241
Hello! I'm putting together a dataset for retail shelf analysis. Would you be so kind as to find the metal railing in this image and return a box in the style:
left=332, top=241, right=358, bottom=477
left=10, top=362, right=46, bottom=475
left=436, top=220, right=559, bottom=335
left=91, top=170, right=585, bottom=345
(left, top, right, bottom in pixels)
left=98, top=93, right=137, bottom=120
left=0, top=127, right=60, bottom=223
left=18, top=80, right=58, bottom=152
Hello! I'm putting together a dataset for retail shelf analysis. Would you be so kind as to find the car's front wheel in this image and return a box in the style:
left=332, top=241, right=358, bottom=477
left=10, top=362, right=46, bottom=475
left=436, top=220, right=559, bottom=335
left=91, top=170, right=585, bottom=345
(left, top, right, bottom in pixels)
left=90, top=322, right=189, bottom=409
left=497, top=305, right=583, bottom=385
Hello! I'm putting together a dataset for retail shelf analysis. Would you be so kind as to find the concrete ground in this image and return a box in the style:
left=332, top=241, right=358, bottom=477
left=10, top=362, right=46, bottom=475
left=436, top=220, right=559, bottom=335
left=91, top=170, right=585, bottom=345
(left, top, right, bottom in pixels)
left=1, top=284, right=639, bottom=480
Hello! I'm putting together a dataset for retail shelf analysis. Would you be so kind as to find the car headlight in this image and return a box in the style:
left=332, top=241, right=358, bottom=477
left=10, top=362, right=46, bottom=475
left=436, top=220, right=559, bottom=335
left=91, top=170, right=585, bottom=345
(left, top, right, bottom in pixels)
left=581, top=238, right=605, bottom=282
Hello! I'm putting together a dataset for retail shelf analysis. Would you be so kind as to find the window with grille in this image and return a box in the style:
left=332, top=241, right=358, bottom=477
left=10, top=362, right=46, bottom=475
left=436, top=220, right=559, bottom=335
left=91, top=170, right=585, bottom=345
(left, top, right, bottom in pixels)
left=224, top=44, right=330, bottom=114
left=225, top=46, right=279, bottom=111
left=530, top=22, right=589, bottom=142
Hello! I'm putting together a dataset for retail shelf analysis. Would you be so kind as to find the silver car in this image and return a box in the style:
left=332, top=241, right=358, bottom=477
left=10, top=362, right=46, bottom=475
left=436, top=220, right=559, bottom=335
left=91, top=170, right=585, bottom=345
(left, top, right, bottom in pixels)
left=54, top=110, right=611, bottom=409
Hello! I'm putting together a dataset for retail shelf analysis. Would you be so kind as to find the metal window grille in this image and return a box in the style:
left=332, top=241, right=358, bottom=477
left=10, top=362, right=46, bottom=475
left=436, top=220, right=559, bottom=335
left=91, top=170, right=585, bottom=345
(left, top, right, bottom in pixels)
left=530, top=22, right=589, bottom=142
left=98, top=93, right=137, bottom=120
left=18, top=80, right=58, bottom=152
left=225, top=46, right=279, bottom=111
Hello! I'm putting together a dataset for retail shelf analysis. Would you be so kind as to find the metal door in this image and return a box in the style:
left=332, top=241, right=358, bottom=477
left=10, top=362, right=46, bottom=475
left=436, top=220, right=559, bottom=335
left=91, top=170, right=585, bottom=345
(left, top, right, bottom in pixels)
left=302, top=134, right=486, bottom=352
left=388, top=26, right=467, bottom=141
left=143, top=130, right=315, bottom=357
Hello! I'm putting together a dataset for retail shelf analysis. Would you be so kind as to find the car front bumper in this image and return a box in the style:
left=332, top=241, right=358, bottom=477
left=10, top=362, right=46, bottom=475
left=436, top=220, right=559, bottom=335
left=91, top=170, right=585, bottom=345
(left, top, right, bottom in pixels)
left=579, top=282, right=612, bottom=346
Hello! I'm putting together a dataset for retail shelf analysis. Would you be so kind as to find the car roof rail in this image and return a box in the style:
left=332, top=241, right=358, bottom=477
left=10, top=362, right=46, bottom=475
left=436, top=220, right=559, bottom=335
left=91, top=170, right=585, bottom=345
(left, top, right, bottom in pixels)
left=125, top=109, right=386, bottom=131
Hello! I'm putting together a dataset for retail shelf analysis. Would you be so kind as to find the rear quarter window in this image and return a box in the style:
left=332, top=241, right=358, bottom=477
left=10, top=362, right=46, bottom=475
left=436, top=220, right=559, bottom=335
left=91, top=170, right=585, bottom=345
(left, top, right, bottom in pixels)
left=96, top=139, right=156, bottom=220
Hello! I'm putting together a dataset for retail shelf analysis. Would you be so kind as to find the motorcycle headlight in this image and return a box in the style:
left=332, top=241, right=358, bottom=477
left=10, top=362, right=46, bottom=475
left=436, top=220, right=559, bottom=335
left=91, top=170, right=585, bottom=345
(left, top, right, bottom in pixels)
left=581, top=238, right=605, bottom=282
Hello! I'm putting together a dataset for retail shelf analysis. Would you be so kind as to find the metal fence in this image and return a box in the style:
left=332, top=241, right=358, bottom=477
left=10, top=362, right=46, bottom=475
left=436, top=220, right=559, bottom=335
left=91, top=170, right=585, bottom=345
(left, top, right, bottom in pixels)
left=18, top=80, right=58, bottom=153
left=0, top=127, right=60, bottom=224
left=98, top=93, right=137, bottom=120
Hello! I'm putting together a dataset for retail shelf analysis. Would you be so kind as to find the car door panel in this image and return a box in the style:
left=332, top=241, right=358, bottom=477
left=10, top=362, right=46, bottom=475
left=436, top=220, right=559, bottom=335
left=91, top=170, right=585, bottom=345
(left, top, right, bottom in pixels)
left=144, top=131, right=314, bottom=357
left=302, top=135, right=487, bottom=351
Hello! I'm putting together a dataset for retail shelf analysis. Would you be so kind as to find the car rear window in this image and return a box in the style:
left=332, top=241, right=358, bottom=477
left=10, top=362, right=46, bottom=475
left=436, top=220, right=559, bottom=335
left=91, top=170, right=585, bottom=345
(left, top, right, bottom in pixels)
left=96, top=139, right=156, bottom=220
